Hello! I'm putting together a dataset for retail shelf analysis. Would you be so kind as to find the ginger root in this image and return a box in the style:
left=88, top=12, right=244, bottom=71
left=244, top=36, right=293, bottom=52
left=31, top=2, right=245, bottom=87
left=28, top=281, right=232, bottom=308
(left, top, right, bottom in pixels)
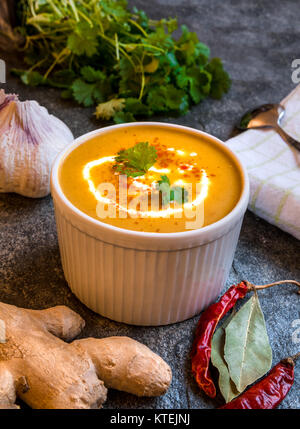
left=73, top=337, right=171, bottom=397
left=0, top=302, right=172, bottom=409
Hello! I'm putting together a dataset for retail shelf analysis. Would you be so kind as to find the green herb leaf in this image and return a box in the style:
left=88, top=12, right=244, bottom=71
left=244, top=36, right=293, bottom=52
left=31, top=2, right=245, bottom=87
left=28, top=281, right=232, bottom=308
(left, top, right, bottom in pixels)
left=113, top=111, right=136, bottom=124
left=147, top=84, right=188, bottom=114
left=142, top=27, right=173, bottom=50
left=101, top=0, right=130, bottom=20
left=60, top=88, right=73, bottom=100
left=170, top=186, right=188, bottom=204
left=95, top=98, right=125, bottom=120
left=158, top=175, right=171, bottom=186
left=177, top=25, right=210, bottom=66
left=211, top=312, right=241, bottom=403
left=20, top=71, right=47, bottom=86
left=113, top=142, right=157, bottom=177
left=146, top=87, right=169, bottom=113
left=158, top=175, right=171, bottom=206
left=224, top=294, right=272, bottom=393
left=124, top=98, right=151, bottom=116
left=187, top=68, right=212, bottom=103
left=80, top=66, right=106, bottom=83
left=71, top=69, right=109, bottom=107
left=164, top=85, right=188, bottom=112
left=48, top=70, right=76, bottom=88
left=158, top=176, right=188, bottom=206
left=205, top=58, right=231, bottom=99
left=67, top=22, right=98, bottom=57
left=71, top=79, right=95, bottom=107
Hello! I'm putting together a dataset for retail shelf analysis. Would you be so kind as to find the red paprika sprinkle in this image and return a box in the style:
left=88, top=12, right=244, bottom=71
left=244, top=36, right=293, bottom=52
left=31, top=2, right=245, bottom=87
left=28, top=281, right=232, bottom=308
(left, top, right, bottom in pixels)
left=219, top=353, right=300, bottom=409
left=191, top=281, right=249, bottom=398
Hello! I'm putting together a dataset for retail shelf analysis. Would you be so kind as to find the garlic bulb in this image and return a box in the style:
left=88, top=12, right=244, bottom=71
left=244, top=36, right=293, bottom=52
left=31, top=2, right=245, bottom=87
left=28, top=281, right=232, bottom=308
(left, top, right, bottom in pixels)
left=0, top=89, right=74, bottom=198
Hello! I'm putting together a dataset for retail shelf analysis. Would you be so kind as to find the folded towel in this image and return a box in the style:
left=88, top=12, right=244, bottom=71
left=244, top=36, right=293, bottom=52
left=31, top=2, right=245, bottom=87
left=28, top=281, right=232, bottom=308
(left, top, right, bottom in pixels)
left=226, top=84, right=300, bottom=240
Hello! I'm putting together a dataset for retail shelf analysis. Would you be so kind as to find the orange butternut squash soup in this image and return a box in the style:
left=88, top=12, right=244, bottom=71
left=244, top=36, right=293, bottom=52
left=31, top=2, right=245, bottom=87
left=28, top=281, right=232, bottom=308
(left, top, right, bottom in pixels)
left=59, top=125, right=242, bottom=233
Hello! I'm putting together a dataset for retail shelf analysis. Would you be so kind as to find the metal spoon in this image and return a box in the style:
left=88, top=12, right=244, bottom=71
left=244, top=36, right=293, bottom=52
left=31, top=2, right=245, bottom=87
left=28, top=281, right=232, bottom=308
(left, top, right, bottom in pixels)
left=237, top=103, right=300, bottom=152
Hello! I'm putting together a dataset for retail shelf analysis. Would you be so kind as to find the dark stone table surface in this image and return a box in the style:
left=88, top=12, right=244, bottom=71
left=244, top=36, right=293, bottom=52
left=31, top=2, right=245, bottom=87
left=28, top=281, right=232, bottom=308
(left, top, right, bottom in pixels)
left=0, top=0, right=299, bottom=409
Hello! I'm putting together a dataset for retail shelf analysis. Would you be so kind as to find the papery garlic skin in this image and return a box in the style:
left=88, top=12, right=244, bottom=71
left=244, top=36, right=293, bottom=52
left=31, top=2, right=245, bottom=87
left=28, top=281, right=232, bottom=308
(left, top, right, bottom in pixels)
left=0, top=89, right=74, bottom=197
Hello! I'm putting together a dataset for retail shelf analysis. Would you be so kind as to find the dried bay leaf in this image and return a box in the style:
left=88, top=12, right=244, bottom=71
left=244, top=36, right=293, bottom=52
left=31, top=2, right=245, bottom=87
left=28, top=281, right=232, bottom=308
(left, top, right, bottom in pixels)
left=211, top=325, right=241, bottom=403
left=224, top=294, right=272, bottom=393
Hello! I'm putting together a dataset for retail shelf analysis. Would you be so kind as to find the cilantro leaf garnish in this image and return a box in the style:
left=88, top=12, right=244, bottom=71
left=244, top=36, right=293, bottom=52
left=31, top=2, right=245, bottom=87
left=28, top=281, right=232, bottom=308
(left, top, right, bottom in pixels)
left=170, top=186, right=189, bottom=204
left=158, top=175, right=171, bottom=186
left=113, top=142, right=157, bottom=178
left=158, top=175, right=189, bottom=206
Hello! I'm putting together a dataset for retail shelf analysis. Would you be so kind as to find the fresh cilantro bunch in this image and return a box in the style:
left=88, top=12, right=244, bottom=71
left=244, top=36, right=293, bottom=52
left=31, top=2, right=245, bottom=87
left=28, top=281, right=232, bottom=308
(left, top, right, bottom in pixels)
left=14, top=0, right=231, bottom=122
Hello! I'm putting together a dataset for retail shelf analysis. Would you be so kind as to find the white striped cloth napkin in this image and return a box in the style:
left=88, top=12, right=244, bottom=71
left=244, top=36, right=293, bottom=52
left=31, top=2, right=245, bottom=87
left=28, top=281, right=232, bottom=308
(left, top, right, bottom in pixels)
left=226, top=84, right=300, bottom=240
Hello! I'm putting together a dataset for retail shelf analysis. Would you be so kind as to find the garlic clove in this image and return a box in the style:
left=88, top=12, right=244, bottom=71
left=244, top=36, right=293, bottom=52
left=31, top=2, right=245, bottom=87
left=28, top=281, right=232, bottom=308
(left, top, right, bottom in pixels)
left=0, top=89, right=74, bottom=198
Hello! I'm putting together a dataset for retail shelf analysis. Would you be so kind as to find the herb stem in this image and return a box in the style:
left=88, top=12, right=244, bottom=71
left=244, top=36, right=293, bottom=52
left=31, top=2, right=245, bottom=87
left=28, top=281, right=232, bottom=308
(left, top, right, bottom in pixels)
left=115, top=33, right=120, bottom=61
left=29, top=0, right=36, bottom=17
left=48, top=0, right=63, bottom=18
left=99, top=33, right=135, bottom=68
left=28, top=58, right=47, bottom=72
left=138, top=53, right=146, bottom=100
left=77, top=9, right=93, bottom=26
left=68, top=0, right=80, bottom=22
left=44, top=47, right=70, bottom=79
left=119, top=42, right=165, bottom=53
left=128, top=19, right=148, bottom=38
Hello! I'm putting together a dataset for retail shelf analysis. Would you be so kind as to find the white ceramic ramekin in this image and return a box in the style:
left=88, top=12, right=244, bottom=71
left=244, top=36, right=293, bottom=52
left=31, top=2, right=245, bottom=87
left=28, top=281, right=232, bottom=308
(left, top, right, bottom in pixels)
left=51, top=122, right=249, bottom=326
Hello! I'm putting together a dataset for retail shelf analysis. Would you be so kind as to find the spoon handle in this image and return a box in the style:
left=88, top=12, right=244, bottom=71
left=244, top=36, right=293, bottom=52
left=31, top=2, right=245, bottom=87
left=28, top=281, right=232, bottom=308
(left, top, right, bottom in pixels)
left=275, top=125, right=300, bottom=152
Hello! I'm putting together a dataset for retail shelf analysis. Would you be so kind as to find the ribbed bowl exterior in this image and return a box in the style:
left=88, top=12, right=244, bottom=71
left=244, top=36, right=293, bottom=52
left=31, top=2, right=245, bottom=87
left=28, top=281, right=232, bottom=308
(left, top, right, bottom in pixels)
left=51, top=122, right=249, bottom=326
left=54, top=203, right=243, bottom=325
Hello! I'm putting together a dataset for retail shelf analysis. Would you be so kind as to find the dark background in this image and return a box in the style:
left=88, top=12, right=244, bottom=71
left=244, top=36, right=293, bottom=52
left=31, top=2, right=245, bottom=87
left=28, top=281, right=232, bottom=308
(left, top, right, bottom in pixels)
left=0, top=0, right=300, bottom=409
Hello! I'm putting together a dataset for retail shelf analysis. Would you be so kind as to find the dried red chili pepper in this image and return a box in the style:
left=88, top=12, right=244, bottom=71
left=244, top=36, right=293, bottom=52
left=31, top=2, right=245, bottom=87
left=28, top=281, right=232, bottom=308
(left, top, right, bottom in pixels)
left=191, top=280, right=300, bottom=399
left=219, top=352, right=300, bottom=409
left=191, top=281, right=249, bottom=398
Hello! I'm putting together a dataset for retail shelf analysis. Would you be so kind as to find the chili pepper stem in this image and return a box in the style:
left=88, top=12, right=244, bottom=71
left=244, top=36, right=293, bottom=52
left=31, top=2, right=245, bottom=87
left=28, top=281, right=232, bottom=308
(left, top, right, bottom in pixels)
left=290, top=351, right=300, bottom=362
left=245, top=280, right=300, bottom=294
